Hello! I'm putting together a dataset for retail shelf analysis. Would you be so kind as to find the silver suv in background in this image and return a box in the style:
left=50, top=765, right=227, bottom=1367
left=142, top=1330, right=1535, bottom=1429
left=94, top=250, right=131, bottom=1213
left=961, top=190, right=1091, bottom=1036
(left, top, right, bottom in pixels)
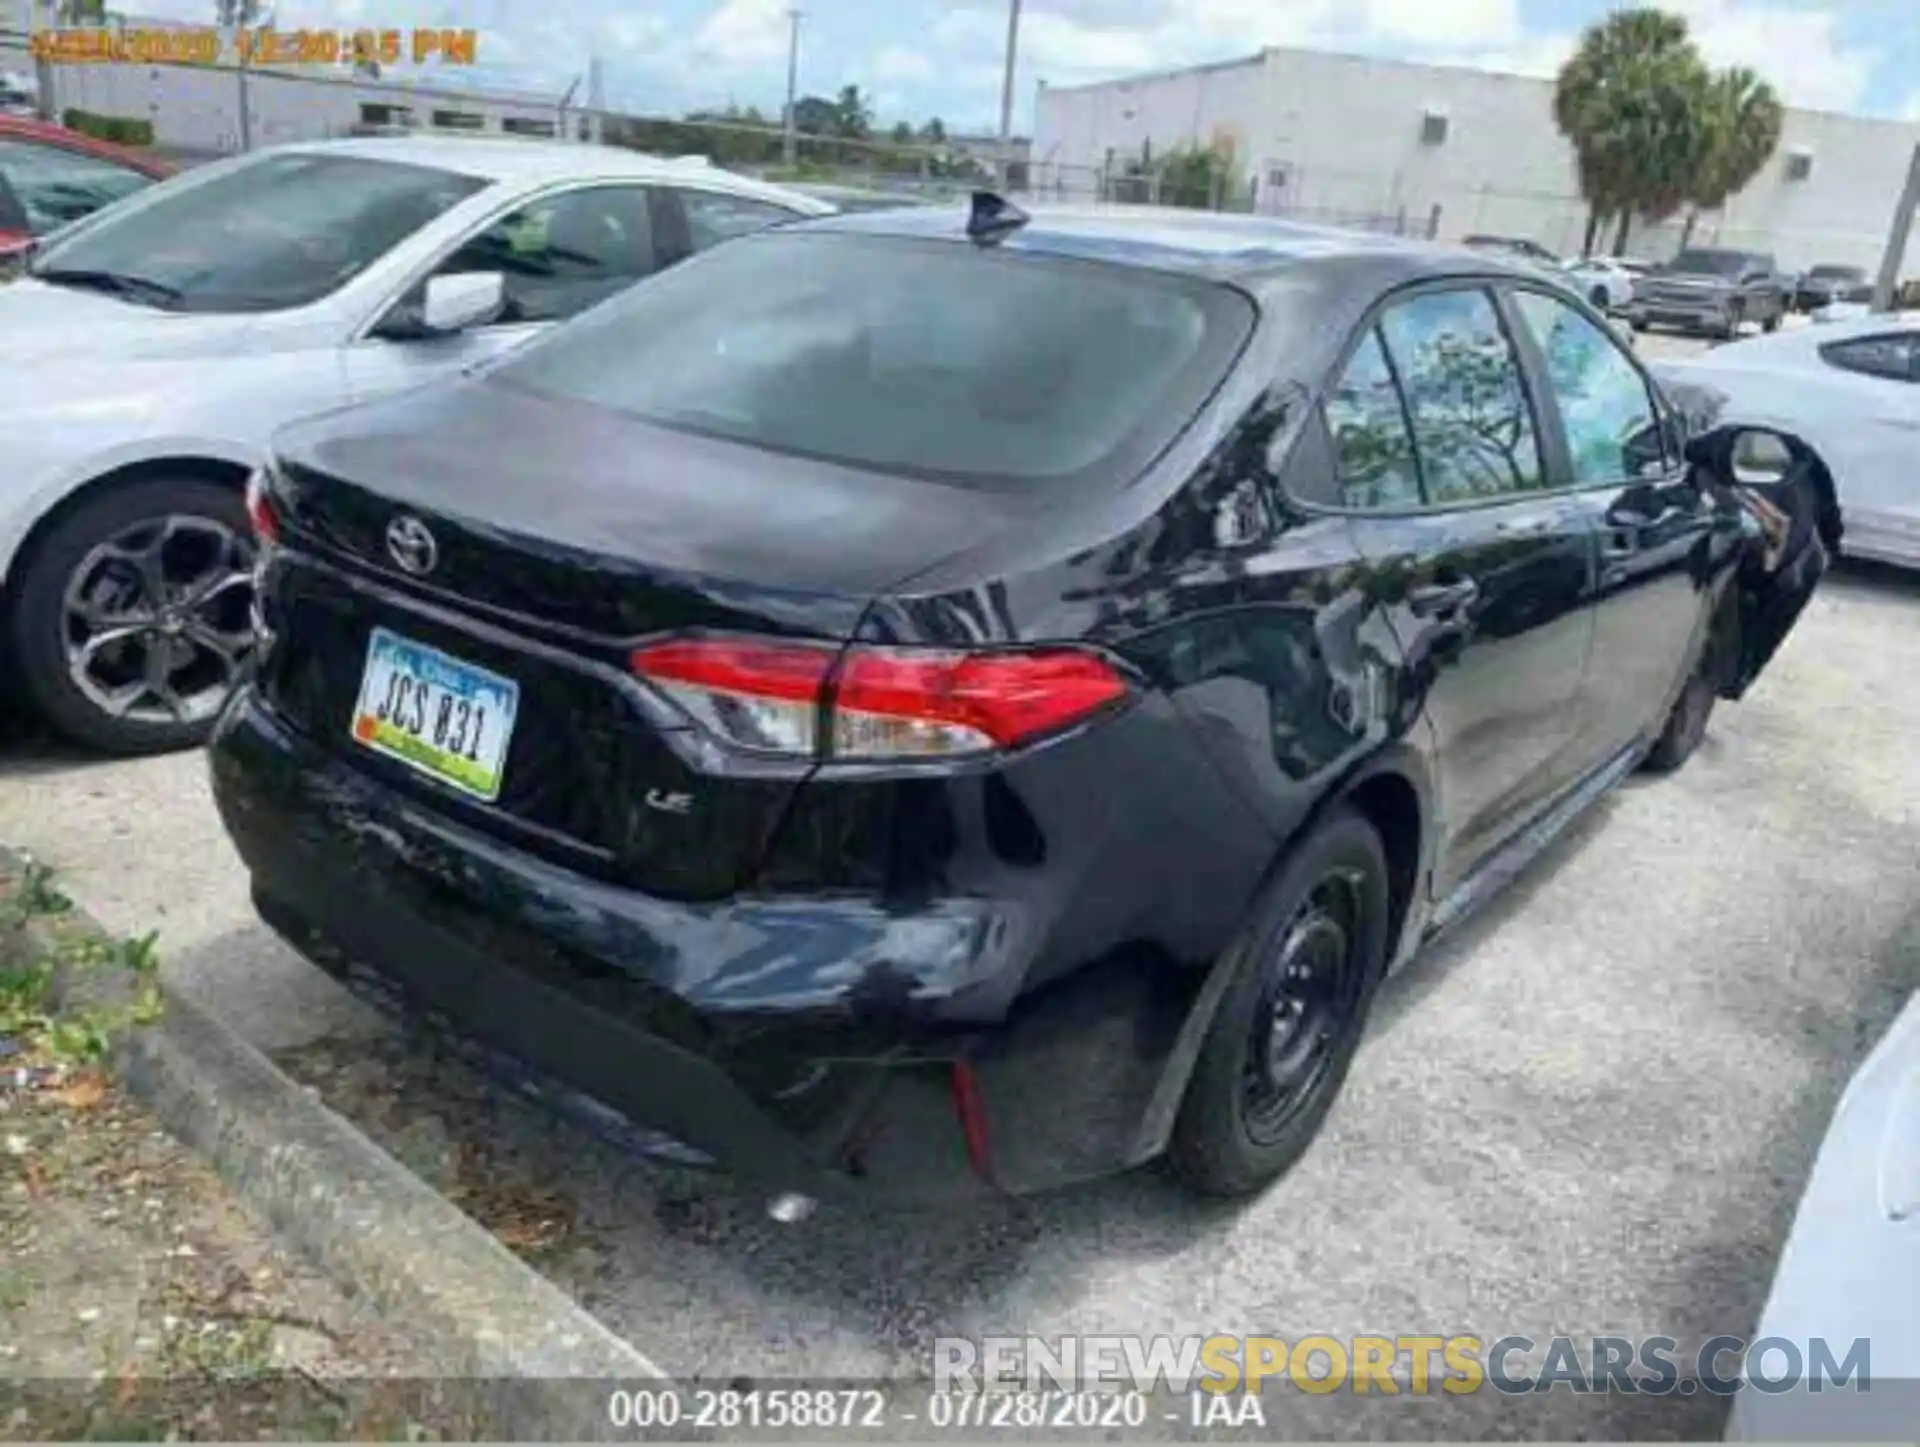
left=1627, top=247, right=1787, bottom=340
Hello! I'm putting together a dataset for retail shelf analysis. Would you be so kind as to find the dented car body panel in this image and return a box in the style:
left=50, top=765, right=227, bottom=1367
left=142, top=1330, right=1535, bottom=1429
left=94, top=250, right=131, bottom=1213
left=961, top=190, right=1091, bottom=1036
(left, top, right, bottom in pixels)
left=207, top=209, right=1828, bottom=1202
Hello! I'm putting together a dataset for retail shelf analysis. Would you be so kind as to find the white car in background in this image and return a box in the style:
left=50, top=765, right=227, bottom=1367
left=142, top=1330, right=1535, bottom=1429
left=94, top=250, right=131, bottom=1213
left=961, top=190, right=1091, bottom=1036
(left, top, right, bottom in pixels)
left=1649, top=314, right=1920, bottom=570
left=1561, top=254, right=1636, bottom=312
left=0, top=136, right=830, bottom=754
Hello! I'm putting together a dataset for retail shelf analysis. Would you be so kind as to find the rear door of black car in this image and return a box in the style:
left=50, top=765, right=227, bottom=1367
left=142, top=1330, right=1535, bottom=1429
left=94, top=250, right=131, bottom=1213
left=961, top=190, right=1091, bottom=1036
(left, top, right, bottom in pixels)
left=1329, top=282, right=1601, bottom=896
left=1501, top=284, right=1723, bottom=764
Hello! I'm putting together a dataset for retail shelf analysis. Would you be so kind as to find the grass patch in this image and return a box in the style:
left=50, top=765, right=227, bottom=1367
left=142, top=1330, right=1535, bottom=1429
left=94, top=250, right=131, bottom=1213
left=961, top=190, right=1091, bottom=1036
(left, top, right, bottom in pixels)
left=2, top=855, right=164, bottom=1066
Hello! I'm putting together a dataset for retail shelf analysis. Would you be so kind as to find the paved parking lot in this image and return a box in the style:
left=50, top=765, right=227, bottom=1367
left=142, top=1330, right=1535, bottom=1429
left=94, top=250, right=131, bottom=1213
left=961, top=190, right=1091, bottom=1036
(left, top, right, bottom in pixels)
left=3, top=323, right=1911, bottom=1435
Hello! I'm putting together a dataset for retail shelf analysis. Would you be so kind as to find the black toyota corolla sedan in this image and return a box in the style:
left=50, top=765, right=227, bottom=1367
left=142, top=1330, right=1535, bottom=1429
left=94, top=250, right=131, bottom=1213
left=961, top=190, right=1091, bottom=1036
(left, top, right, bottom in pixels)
left=209, top=197, right=1829, bottom=1207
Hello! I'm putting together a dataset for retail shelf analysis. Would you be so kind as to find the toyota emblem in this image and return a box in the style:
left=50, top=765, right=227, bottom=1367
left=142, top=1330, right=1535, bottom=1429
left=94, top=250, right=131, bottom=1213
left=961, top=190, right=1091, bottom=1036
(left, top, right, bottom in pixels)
left=385, top=515, right=438, bottom=576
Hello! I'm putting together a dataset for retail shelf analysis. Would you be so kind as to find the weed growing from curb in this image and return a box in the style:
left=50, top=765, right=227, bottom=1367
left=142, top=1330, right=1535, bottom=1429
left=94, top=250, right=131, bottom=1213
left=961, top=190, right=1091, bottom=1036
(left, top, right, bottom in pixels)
left=1, top=855, right=164, bottom=1067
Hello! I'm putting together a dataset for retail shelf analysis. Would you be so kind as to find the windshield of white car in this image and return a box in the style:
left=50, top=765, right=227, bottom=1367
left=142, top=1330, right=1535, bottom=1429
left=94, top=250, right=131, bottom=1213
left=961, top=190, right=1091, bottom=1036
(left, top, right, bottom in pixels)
left=492, top=230, right=1256, bottom=492
left=1667, top=250, right=1752, bottom=277
left=1807, top=265, right=1864, bottom=281
left=28, top=153, right=488, bottom=313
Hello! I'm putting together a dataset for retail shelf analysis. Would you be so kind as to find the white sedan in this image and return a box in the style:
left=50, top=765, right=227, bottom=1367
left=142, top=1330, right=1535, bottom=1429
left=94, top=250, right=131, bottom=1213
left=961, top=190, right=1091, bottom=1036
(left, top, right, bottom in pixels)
left=0, top=136, right=830, bottom=754
left=1561, top=255, right=1636, bottom=312
left=1648, top=314, right=1920, bottom=570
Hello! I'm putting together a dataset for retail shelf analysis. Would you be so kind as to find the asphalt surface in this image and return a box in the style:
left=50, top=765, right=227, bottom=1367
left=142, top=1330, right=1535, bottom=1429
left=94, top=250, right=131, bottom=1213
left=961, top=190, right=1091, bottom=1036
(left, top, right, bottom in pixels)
left=4, top=325, right=1915, bottom=1436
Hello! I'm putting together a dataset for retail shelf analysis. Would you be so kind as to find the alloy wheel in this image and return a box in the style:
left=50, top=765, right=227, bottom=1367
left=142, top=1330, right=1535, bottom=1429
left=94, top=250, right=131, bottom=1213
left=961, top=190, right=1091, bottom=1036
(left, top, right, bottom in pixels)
left=1241, top=868, right=1367, bottom=1145
left=60, top=513, right=257, bottom=727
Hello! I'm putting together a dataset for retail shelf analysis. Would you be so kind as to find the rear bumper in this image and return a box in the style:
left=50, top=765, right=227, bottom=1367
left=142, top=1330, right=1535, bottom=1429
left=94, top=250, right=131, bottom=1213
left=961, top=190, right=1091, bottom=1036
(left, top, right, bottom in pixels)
left=209, top=691, right=1196, bottom=1203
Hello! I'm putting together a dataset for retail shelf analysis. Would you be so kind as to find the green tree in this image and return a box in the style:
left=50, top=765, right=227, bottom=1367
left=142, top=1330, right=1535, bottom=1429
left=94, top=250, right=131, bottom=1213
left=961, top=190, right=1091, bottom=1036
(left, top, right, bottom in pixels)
left=1679, top=65, right=1784, bottom=247
left=1554, top=7, right=1710, bottom=255
left=830, top=83, right=872, bottom=140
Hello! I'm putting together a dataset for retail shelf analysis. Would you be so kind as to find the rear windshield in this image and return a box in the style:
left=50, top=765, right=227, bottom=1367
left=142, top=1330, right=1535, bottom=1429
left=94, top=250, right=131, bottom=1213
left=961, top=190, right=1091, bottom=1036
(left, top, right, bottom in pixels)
left=1668, top=250, right=1752, bottom=276
left=492, top=230, right=1255, bottom=490
left=1808, top=265, right=1865, bottom=280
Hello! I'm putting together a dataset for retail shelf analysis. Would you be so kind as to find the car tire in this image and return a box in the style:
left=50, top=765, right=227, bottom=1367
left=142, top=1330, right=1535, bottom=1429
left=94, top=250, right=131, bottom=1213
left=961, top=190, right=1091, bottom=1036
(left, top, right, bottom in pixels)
left=1763, top=309, right=1781, bottom=333
left=1168, top=806, right=1390, bottom=1199
left=1629, top=316, right=1648, bottom=334
left=1642, top=658, right=1717, bottom=774
left=1589, top=284, right=1610, bottom=310
left=8, top=476, right=258, bottom=757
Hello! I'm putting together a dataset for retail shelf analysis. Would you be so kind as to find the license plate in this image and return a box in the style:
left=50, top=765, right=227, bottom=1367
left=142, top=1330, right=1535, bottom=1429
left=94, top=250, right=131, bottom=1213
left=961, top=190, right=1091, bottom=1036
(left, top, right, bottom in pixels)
left=350, top=627, right=519, bottom=801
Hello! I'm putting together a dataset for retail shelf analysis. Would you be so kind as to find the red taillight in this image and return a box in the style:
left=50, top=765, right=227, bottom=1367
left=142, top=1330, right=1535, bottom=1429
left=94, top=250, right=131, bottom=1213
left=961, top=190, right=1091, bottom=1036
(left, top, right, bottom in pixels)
left=628, top=637, right=1130, bottom=761
left=949, top=1060, right=994, bottom=1182
left=244, top=469, right=281, bottom=546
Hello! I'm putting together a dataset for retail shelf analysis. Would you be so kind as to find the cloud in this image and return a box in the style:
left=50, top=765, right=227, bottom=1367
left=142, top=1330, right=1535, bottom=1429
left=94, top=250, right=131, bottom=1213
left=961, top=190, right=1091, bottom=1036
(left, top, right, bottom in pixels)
left=1458, top=30, right=1578, bottom=82
left=1357, top=0, right=1520, bottom=50
left=871, top=44, right=934, bottom=84
left=1661, top=0, right=1874, bottom=113
left=683, top=0, right=790, bottom=69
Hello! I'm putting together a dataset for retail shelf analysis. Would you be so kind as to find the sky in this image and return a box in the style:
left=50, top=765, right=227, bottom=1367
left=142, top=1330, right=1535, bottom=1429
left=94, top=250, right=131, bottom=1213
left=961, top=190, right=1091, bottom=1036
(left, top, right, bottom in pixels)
left=116, top=0, right=1920, bottom=134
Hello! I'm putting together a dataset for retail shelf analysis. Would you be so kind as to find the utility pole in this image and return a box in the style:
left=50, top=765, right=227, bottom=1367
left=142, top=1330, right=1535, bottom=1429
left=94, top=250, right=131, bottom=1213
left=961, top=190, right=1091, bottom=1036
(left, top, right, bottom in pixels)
left=216, top=0, right=266, bottom=152
left=781, top=8, right=801, bottom=169
left=235, top=42, right=250, bottom=151
left=994, top=0, right=1021, bottom=191
left=31, top=0, right=56, bottom=122
left=1871, top=141, right=1920, bottom=313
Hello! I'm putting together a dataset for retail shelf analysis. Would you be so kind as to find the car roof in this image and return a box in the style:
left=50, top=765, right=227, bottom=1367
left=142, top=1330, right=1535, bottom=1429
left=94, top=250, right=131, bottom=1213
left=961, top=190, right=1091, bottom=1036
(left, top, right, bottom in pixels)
left=256, top=135, right=831, bottom=209
left=790, top=201, right=1542, bottom=289
left=791, top=182, right=926, bottom=202
left=0, top=114, right=173, bottom=176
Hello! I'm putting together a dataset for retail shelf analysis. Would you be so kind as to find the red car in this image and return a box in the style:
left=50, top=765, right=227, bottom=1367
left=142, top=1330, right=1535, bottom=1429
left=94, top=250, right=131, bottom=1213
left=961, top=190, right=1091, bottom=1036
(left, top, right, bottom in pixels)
left=0, top=115, right=171, bottom=263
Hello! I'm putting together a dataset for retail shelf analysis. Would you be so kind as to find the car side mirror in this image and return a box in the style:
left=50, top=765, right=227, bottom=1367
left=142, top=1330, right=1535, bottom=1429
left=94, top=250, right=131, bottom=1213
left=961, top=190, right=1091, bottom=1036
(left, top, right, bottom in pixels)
left=1683, top=424, right=1798, bottom=483
left=419, top=271, right=505, bottom=335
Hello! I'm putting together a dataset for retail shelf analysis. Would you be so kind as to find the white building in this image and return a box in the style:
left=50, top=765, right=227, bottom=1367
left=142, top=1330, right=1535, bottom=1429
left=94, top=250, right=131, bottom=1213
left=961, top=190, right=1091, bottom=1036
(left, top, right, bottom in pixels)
left=1030, top=45, right=1920, bottom=271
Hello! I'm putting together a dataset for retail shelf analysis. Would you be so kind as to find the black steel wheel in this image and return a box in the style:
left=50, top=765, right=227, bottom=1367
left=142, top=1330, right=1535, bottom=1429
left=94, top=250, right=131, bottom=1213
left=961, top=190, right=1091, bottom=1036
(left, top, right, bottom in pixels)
left=1169, top=806, right=1390, bottom=1198
left=9, top=476, right=258, bottom=755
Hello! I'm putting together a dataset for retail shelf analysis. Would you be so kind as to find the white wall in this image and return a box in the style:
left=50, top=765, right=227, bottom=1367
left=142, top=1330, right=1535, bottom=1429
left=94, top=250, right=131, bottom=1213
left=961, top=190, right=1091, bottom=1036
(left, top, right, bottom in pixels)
left=1032, top=45, right=1920, bottom=272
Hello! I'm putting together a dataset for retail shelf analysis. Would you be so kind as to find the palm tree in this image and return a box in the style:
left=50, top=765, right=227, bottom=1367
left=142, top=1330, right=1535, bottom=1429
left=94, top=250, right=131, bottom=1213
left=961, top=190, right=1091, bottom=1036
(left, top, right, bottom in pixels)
left=1553, top=8, right=1706, bottom=255
left=1679, top=66, right=1784, bottom=248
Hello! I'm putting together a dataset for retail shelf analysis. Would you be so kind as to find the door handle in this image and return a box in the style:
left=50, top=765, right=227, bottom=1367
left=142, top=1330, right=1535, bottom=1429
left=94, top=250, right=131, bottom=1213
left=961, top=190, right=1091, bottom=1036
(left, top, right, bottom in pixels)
left=1407, top=578, right=1479, bottom=617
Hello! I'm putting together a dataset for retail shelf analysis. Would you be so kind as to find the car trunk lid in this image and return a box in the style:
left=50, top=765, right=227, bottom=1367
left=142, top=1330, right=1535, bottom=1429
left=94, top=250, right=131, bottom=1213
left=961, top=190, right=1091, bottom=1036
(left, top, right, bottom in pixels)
left=257, top=379, right=1041, bottom=900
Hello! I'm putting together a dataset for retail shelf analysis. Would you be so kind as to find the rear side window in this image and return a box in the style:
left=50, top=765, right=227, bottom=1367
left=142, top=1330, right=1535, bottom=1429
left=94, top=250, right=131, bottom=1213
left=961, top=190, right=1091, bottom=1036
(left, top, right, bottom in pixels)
left=494, top=231, right=1255, bottom=490
left=1324, top=328, right=1422, bottom=508
left=1820, top=333, right=1917, bottom=383
left=1376, top=288, right=1545, bottom=504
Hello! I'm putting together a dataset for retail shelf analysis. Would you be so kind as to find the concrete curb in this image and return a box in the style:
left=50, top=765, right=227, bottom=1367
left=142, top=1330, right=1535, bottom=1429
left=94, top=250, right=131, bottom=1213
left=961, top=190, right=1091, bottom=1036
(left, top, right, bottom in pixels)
left=3, top=844, right=669, bottom=1440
